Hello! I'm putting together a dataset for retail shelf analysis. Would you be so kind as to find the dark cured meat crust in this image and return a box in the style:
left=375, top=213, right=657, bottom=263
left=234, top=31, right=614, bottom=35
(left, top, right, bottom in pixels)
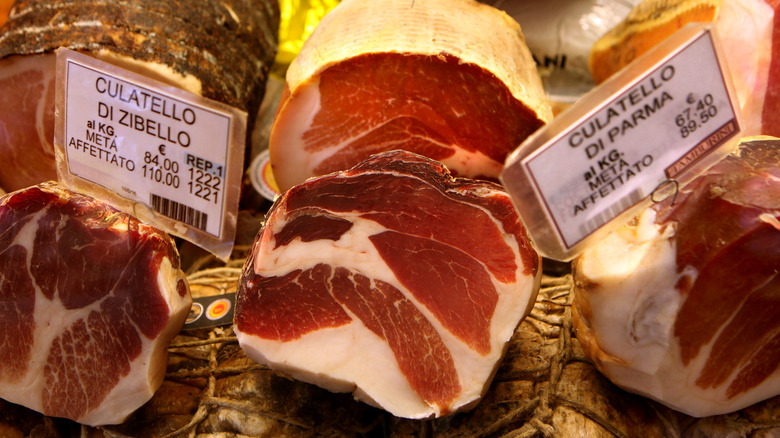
left=0, top=0, right=279, bottom=115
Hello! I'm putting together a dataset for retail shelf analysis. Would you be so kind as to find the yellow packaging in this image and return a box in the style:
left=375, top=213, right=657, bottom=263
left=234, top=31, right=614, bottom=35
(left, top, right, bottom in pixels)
left=274, top=0, right=341, bottom=74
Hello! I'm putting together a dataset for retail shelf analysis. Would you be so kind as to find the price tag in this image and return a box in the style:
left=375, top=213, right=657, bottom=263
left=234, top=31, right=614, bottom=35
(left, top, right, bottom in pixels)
left=54, top=49, right=246, bottom=260
left=501, top=24, right=742, bottom=261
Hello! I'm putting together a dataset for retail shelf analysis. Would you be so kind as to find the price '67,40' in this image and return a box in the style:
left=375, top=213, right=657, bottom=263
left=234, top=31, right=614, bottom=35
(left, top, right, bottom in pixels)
left=676, top=93, right=718, bottom=138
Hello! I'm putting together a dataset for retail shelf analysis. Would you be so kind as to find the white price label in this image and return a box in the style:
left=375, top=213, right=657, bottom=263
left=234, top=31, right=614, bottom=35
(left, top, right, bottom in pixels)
left=55, top=49, right=246, bottom=259
left=501, top=24, right=742, bottom=261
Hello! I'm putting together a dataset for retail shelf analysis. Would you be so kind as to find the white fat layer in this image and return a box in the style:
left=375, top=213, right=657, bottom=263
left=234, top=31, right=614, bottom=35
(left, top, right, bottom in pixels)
left=577, top=207, right=780, bottom=417
left=578, top=208, right=684, bottom=375
left=0, top=215, right=191, bottom=426
left=268, top=78, right=323, bottom=193
left=242, top=206, right=539, bottom=418
left=759, top=212, right=780, bottom=230
left=236, top=321, right=433, bottom=417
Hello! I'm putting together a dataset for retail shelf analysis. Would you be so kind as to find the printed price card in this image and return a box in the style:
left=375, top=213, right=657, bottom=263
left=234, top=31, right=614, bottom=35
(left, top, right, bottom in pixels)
left=54, top=49, right=246, bottom=260
left=501, top=23, right=742, bottom=261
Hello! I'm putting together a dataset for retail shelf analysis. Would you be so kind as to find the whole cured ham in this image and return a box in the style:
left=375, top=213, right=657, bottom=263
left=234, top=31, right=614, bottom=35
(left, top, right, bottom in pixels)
left=572, top=137, right=780, bottom=417
left=235, top=150, right=541, bottom=419
left=588, top=0, right=778, bottom=137
left=0, top=0, right=279, bottom=192
left=268, top=0, right=552, bottom=193
left=0, top=182, right=191, bottom=425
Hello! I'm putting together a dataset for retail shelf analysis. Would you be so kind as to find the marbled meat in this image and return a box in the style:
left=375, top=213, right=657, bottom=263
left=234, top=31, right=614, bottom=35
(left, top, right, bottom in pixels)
left=235, top=150, right=541, bottom=419
left=572, top=137, right=780, bottom=417
left=0, top=182, right=191, bottom=425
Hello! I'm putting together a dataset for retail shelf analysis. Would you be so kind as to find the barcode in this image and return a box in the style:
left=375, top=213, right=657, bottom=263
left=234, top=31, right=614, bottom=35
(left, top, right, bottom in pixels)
left=579, top=188, right=644, bottom=237
left=150, top=194, right=208, bottom=231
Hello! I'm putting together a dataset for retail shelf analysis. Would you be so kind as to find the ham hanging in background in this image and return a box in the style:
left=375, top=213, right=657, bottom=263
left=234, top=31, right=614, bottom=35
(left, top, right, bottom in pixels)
left=588, top=0, right=779, bottom=137
left=572, top=137, right=780, bottom=417
left=235, top=150, right=541, bottom=419
left=0, top=0, right=279, bottom=192
left=0, top=181, right=191, bottom=425
left=268, top=0, right=552, bottom=193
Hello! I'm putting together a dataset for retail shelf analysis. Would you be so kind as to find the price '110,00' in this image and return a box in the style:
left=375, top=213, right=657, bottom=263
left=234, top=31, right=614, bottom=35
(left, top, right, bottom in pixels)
left=142, top=152, right=180, bottom=188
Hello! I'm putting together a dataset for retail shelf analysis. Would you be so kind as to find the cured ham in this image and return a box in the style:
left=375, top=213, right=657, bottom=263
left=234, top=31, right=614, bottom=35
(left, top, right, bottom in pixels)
left=0, top=181, right=191, bottom=425
left=235, top=150, right=541, bottom=419
left=0, top=0, right=279, bottom=192
left=588, top=0, right=778, bottom=137
left=572, top=137, right=780, bottom=417
left=268, top=0, right=552, bottom=193
left=0, top=54, right=57, bottom=192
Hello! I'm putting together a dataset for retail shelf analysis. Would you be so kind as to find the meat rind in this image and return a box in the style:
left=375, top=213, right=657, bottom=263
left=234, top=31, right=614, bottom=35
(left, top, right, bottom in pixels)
left=235, top=150, right=541, bottom=419
left=0, top=181, right=192, bottom=426
left=572, top=136, right=780, bottom=417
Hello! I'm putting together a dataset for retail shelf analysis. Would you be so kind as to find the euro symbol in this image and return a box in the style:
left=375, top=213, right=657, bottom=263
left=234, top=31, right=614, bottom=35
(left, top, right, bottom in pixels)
left=158, top=144, right=166, bottom=156
left=686, top=93, right=695, bottom=104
